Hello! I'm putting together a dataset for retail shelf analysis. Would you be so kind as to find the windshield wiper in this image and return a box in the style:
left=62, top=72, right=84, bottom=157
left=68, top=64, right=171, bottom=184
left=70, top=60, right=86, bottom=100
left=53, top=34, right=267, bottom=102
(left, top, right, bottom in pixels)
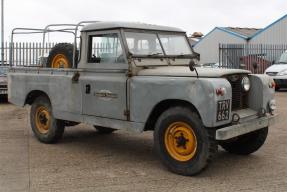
left=279, top=61, right=287, bottom=64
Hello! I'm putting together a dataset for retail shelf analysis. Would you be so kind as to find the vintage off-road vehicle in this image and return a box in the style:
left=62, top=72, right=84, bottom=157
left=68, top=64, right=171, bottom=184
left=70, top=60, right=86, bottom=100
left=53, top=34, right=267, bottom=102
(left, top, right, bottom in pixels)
left=8, top=21, right=277, bottom=175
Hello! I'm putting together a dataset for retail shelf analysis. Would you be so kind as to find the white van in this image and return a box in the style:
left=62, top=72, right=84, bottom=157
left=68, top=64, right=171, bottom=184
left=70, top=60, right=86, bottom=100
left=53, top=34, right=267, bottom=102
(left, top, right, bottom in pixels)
left=265, top=51, right=287, bottom=90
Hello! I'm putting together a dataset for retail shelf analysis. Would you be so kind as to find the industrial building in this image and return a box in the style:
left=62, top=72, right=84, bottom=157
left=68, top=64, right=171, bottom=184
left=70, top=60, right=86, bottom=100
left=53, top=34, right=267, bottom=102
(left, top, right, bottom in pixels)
left=193, top=14, right=287, bottom=64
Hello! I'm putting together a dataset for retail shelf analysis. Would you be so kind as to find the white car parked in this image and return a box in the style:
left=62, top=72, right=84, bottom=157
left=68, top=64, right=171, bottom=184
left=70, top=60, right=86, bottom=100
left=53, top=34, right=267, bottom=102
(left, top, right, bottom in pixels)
left=265, top=51, right=287, bottom=90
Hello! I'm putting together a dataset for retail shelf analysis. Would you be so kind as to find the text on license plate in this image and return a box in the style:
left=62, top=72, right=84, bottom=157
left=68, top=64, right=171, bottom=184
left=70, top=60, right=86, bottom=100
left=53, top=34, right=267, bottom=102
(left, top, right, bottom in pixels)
left=217, top=100, right=230, bottom=121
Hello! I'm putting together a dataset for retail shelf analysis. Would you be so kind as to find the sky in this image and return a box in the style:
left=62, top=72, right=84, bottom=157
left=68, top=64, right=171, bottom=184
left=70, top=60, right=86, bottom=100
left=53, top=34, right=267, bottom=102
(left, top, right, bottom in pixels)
left=2, top=0, right=287, bottom=42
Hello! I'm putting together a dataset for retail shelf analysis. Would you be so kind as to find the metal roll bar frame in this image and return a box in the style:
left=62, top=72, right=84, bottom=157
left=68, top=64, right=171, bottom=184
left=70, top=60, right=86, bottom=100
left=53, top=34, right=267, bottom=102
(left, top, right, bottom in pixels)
left=10, top=21, right=99, bottom=68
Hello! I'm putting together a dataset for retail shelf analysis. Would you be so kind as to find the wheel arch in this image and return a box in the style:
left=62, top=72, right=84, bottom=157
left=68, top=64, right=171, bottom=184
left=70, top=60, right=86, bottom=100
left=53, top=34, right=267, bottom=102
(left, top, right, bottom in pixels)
left=144, top=99, right=202, bottom=131
left=25, top=90, right=51, bottom=105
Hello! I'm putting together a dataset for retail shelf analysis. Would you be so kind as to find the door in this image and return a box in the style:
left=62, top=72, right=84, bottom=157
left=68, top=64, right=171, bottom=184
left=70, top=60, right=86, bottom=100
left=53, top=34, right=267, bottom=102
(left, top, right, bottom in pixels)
left=81, top=31, right=128, bottom=120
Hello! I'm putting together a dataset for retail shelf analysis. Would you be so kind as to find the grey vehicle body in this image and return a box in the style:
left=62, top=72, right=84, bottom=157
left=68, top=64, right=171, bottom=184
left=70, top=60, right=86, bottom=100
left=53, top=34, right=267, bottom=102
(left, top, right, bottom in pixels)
left=9, top=21, right=276, bottom=140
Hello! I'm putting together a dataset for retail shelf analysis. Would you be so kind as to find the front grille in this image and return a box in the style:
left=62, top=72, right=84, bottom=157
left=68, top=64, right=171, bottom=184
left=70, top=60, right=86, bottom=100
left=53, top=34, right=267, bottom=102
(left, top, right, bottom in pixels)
left=266, top=72, right=278, bottom=76
left=226, top=75, right=248, bottom=111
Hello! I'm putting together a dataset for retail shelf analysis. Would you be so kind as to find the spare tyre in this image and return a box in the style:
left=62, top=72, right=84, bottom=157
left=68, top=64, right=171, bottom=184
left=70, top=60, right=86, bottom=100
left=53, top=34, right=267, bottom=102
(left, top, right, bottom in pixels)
left=46, top=43, right=77, bottom=68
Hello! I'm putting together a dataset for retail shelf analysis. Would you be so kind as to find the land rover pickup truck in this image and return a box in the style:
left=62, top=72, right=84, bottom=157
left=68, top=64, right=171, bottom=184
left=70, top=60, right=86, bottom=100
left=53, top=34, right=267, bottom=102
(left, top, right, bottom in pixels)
left=8, top=21, right=277, bottom=175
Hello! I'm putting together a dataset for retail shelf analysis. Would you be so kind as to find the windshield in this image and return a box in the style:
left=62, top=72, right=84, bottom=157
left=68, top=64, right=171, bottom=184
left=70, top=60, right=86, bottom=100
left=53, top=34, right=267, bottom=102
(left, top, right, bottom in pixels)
left=158, top=34, right=191, bottom=55
left=278, top=52, right=287, bottom=64
left=124, top=32, right=192, bottom=57
left=125, top=32, right=164, bottom=56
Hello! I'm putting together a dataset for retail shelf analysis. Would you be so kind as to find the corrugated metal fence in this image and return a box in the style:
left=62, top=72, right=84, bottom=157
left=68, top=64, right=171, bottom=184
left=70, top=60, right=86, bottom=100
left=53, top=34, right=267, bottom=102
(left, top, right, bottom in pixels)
left=219, top=44, right=287, bottom=73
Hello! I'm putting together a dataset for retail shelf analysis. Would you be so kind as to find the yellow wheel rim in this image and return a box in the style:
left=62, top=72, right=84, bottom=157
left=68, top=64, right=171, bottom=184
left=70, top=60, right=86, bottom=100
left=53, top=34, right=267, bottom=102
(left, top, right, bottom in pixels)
left=51, top=54, right=69, bottom=68
left=164, top=122, right=197, bottom=162
left=35, top=106, right=51, bottom=134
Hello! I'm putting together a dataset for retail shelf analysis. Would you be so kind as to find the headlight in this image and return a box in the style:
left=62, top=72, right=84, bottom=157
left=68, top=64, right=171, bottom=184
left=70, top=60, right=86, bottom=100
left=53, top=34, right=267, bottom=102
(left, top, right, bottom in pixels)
left=277, top=69, right=287, bottom=76
left=241, top=76, right=250, bottom=91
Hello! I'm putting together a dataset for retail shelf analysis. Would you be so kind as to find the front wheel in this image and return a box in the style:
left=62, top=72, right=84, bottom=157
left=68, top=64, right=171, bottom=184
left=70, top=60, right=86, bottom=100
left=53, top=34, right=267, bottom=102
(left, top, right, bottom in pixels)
left=220, top=127, right=268, bottom=155
left=154, top=107, right=217, bottom=176
left=30, top=96, right=65, bottom=143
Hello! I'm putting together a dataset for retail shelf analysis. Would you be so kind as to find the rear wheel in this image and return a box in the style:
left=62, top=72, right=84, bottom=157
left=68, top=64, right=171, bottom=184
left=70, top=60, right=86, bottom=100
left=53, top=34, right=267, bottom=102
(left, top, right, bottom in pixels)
left=30, top=96, right=65, bottom=143
left=154, top=107, right=217, bottom=176
left=220, top=127, right=268, bottom=155
left=46, top=43, right=76, bottom=68
left=93, top=126, right=116, bottom=134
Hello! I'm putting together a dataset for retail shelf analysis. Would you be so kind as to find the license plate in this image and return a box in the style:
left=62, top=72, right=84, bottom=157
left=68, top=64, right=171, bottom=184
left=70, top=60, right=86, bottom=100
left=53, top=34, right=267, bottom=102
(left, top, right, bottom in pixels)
left=217, top=100, right=230, bottom=121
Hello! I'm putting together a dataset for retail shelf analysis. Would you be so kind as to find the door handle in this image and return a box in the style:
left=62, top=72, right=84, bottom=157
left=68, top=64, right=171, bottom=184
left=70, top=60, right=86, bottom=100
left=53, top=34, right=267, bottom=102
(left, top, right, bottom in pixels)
left=85, top=84, right=91, bottom=94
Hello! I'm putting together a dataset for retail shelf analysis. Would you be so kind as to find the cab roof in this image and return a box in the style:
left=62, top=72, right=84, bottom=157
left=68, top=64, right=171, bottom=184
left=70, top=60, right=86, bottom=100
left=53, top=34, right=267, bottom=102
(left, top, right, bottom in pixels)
left=81, top=21, right=185, bottom=33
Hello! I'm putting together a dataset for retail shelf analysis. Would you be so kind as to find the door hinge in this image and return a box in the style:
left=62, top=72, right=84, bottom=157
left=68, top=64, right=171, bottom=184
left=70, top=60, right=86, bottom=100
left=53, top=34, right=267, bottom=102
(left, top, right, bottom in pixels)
left=124, top=109, right=130, bottom=120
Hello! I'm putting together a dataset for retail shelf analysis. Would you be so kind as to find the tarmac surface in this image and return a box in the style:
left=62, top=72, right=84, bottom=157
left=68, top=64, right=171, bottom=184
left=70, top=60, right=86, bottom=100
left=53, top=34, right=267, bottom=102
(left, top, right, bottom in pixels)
left=0, top=91, right=286, bottom=192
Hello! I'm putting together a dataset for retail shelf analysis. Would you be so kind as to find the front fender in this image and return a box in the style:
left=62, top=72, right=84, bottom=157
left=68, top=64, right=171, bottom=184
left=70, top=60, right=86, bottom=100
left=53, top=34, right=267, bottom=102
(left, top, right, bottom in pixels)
left=248, top=74, right=275, bottom=113
left=130, top=76, right=232, bottom=129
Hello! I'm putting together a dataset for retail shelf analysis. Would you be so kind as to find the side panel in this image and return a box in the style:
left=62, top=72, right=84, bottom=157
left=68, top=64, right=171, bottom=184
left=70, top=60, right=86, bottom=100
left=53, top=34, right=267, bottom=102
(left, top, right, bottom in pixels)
left=80, top=72, right=127, bottom=120
left=8, top=69, right=144, bottom=132
left=8, top=71, right=82, bottom=116
left=129, top=76, right=232, bottom=128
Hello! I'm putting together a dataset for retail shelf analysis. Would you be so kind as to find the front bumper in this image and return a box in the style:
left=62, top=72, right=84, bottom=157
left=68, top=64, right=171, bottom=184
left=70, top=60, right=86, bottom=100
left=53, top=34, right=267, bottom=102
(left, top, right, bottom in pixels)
left=216, top=114, right=278, bottom=140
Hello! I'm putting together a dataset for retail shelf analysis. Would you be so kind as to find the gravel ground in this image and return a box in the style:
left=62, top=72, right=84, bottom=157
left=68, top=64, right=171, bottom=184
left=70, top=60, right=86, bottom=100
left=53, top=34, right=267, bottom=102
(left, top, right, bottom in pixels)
left=0, top=91, right=286, bottom=192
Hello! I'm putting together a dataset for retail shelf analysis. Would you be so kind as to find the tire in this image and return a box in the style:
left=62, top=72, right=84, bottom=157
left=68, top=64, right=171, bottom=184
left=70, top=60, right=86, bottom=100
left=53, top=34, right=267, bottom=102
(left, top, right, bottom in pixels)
left=30, top=96, right=65, bottom=143
left=46, top=43, right=77, bottom=68
left=154, top=107, right=217, bottom=176
left=220, top=127, right=268, bottom=155
left=94, top=126, right=116, bottom=134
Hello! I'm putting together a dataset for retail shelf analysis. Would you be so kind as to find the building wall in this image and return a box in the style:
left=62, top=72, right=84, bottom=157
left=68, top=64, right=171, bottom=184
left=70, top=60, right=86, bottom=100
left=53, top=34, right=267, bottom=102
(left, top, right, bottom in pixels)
left=250, top=16, right=287, bottom=44
left=193, top=28, right=246, bottom=64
